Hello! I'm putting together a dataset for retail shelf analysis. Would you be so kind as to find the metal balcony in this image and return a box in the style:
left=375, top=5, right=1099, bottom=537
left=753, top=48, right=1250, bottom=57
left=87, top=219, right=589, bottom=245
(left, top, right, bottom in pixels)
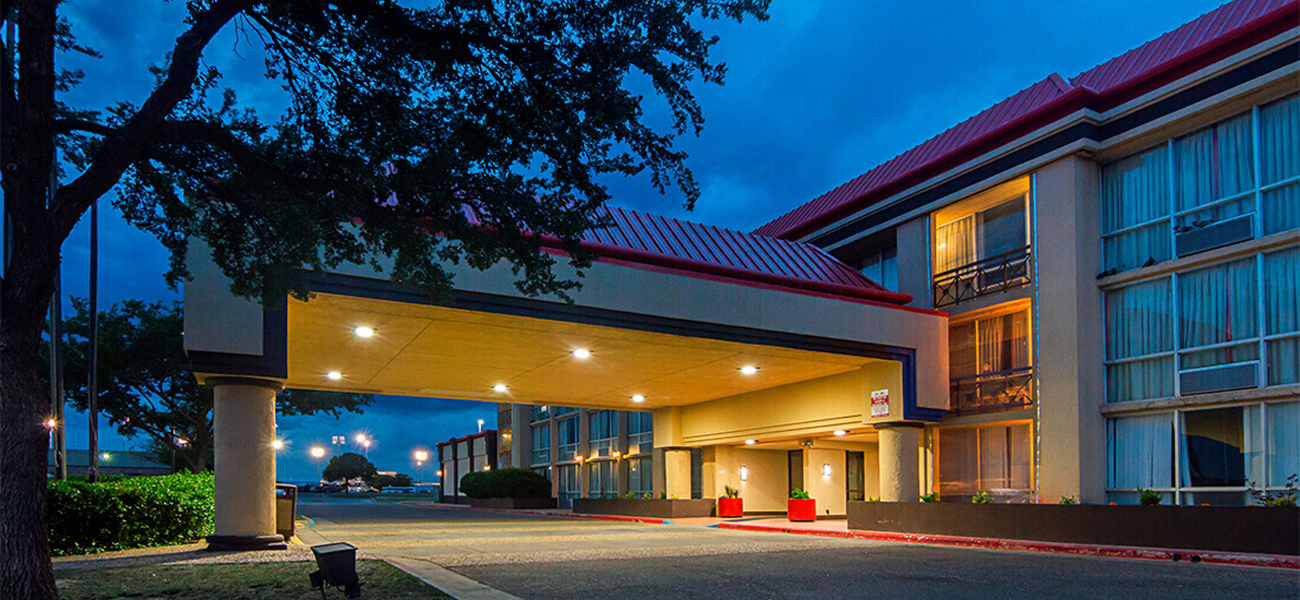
left=933, top=245, right=1032, bottom=308
left=949, top=366, right=1034, bottom=414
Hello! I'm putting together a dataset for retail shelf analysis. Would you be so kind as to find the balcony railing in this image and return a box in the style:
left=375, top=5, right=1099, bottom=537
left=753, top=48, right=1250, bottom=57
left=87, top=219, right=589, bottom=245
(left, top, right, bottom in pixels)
left=949, top=366, right=1034, bottom=414
left=933, top=245, right=1032, bottom=308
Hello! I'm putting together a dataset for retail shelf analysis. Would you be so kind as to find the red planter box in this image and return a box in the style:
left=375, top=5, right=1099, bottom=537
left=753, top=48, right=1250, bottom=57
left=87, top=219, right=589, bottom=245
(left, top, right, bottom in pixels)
left=788, top=498, right=816, bottom=522
left=718, top=497, right=744, bottom=518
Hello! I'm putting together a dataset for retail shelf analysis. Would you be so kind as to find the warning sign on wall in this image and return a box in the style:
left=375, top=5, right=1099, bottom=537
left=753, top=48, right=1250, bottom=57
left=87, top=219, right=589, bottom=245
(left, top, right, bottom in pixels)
left=870, top=389, right=890, bottom=418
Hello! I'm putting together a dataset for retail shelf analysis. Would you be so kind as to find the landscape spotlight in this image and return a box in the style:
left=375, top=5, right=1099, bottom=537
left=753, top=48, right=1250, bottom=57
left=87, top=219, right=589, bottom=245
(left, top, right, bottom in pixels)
left=310, top=542, right=361, bottom=599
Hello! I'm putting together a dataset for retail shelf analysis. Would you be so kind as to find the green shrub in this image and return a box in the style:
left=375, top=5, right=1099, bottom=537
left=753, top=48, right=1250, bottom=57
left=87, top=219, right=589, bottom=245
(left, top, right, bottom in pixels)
left=865, top=496, right=881, bottom=502
left=47, top=472, right=215, bottom=556
left=789, top=488, right=811, bottom=500
left=919, top=492, right=938, bottom=503
left=641, top=492, right=653, bottom=499
left=723, top=485, right=741, bottom=499
left=1059, top=495, right=1078, bottom=505
left=458, top=468, right=551, bottom=499
left=971, top=491, right=994, bottom=504
left=1136, top=487, right=1163, bottom=506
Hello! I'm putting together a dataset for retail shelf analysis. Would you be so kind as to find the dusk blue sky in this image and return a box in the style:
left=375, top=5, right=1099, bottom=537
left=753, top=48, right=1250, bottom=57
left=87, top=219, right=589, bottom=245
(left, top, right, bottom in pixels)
left=27, top=0, right=1227, bottom=481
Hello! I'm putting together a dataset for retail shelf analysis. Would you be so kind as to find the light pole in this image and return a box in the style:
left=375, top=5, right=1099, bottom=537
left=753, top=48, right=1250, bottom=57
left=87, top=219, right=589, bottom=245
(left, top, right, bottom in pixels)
left=414, top=450, right=429, bottom=483
left=477, top=419, right=484, bottom=433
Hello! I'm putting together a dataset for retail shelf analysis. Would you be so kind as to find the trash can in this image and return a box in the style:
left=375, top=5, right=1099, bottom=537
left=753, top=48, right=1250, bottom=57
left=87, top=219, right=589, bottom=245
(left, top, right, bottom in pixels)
left=275, top=483, right=298, bottom=541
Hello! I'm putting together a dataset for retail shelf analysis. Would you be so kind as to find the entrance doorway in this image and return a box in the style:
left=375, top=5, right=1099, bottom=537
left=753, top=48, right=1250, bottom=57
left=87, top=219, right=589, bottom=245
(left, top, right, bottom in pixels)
left=847, top=451, right=865, bottom=501
left=788, top=450, right=804, bottom=495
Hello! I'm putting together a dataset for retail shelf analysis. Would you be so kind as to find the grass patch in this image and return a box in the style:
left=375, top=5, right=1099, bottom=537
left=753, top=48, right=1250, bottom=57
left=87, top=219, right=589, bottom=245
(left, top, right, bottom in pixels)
left=55, top=559, right=451, bottom=599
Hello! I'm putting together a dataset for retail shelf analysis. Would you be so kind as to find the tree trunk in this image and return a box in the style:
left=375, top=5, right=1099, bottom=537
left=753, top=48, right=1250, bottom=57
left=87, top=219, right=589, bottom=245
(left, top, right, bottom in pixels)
left=0, top=220, right=61, bottom=599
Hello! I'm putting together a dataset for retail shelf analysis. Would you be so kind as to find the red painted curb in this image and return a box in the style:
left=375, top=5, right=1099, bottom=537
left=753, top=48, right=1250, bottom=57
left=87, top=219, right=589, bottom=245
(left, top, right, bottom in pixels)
left=716, top=523, right=1300, bottom=569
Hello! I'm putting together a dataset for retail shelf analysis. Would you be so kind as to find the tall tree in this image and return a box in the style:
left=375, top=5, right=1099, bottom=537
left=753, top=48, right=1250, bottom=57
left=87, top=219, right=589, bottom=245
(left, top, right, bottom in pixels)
left=322, top=452, right=377, bottom=483
left=46, top=299, right=374, bottom=473
left=1, top=1, right=770, bottom=596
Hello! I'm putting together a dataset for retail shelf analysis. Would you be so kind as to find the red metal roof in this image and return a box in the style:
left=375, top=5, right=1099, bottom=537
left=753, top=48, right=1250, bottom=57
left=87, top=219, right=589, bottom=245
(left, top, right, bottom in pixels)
left=554, top=206, right=914, bottom=306
left=754, top=0, right=1298, bottom=240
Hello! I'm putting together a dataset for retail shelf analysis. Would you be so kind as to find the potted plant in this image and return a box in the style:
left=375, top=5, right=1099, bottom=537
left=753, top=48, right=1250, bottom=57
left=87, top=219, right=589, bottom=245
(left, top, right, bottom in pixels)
left=788, top=488, right=815, bottom=522
left=1136, top=487, right=1162, bottom=506
left=719, top=485, right=743, bottom=518
left=971, top=491, right=994, bottom=504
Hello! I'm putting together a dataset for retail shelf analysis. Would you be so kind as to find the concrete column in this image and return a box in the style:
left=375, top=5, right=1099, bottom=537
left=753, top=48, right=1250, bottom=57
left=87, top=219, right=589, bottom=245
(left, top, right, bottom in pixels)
left=662, top=448, right=692, bottom=499
left=878, top=423, right=923, bottom=503
left=208, top=378, right=284, bottom=550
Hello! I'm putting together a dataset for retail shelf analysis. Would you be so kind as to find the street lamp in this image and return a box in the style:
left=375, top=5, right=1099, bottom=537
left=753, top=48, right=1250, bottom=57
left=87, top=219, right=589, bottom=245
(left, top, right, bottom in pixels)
left=477, top=419, right=484, bottom=433
left=311, top=446, right=327, bottom=459
left=414, top=450, right=429, bottom=483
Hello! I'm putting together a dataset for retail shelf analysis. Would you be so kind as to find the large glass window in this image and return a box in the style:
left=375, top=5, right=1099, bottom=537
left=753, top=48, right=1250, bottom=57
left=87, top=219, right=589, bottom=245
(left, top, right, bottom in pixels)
left=1107, top=402, right=1295, bottom=505
left=557, top=416, right=579, bottom=461
left=588, top=410, right=616, bottom=458
left=1106, top=248, right=1298, bottom=403
left=588, top=460, right=616, bottom=498
left=932, top=180, right=1032, bottom=308
left=557, top=464, right=579, bottom=508
left=628, top=456, right=653, bottom=496
left=530, top=423, right=550, bottom=466
left=934, top=196, right=1028, bottom=273
left=1101, top=93, right=1300, bottom=274
left=627, top=411, right=653, bottom=455
left=949, top=307, right=1033, bottom=413
left=936, top=422, right=1032, bottom=502
left=530, top=405, right=550, bottom=422
left=859, top=246, right=898, bottom=291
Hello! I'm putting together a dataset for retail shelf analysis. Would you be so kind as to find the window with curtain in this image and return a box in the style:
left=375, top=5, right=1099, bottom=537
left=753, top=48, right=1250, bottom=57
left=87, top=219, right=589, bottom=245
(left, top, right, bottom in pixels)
left=859, top=246, right=898, bottom=291
left=530, top=424, right=550, bottom=466
left=588, top=410, right=616, bottom=458
left=627, top=411, right=653, bottom=454
left=1105, top=279, right=1174, bottom=402
left=937, top=423, right=1031, bottom=500
left=1178, top=257, right=1258, bottom=371
left=588, top=460, right=616, bottom=498
left=1101, top=93, right=1300, bottom=274
left=1268, top=402, right=1299, bottom=487
left=1264, top=247, right=1299, bottom=386
left=934, top=196, right=1028, bottom=274
left=1107, top=413, right=1174, bottom=489
left=557, top=464, right=579, bottom=507
left=1260, top=94, right=1300, bottom=235
left=949, top=308, right=1033, bottom=413
left=1102, top=146, right=1171, bottom=273
left=628, top=456, right=653, bottom=495
left=557, top=416, right=579, bottom=461
left=1174, top=113, right=1255, bottom=229
left=935, top=215, right=975, bottom=274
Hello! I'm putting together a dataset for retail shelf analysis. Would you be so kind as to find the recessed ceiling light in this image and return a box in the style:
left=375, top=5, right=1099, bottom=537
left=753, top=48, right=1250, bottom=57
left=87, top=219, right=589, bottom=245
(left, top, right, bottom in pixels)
left=833, top=430, right=848, bottom=436
left=744, top=439, right=757, bottom=445
left=630, top=394, right=645, bottom=403
left=572, top=348, right=591, bottom=359
left=353, top=326, right=375, bottom=338
left=492, top=383, right=509, bottom=393
left=739, top=365, right=760, bottom=375
left=326, top=371, right=343, bottom=381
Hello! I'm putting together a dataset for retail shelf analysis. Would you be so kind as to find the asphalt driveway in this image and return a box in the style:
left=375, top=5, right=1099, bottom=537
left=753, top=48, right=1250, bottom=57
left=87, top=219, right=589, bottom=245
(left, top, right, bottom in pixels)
left=297, top=496, right=1298, bottom=600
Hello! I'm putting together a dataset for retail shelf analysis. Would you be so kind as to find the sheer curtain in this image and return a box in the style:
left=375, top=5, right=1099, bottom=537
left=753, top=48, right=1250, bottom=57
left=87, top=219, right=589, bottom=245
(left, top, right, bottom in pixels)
left=1106, top=279, right=1174, bottom=402
left=938, top=427, right=978, bottom=497
left=935, top=216, right=974, bottom=273
left=1267, top=402, right=1299, bottom=487
left=949, top=322, right=978, bottom=379
left=1108, top=413, right=1174, bottom=488
left=979, top=427, right=1010, bottom=490
left=1260, top=94, right=1299, bottom=235
left=1265, top=247, right=1299, bottom=385
left=1174, top=113, right=1255, bottom=225
left=1102, top=146, right=1171, bottom=272
left=1179, top=258, right=1258, bottom=370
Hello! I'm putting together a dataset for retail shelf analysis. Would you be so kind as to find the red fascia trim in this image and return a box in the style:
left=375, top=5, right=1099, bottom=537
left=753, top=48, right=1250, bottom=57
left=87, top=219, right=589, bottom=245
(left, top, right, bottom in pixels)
left=775, top=3, right=1298, bottom=241
left=537, top=236, right=916, bottom=306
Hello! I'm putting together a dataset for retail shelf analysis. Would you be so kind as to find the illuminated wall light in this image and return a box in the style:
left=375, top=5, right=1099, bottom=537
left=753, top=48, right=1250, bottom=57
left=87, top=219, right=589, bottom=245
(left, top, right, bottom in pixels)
left=833, top=430, right=848, bottom=436
left=739, top=365, right=760, bottom=375
left=484, top=465, right=491, bottom=471
left=740, top=466, right=748, bottom=481
left=270, top=439, right=285, bottom=450
left=326, top=371, right=343, bottom=381
left=822, top=463, right=832, bottom=477
left=571, top=348, right=591, bottom=359
left=353, top=326, right=375, bottom=338
left=492, top=383, right=509, bottom=393
left=744, top=439, right=756, bottom=445
left=630, top=394, right=645, bottom=403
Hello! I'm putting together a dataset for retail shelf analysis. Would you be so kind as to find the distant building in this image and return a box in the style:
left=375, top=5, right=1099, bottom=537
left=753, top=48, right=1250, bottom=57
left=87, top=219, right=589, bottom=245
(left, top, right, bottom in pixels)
left=49, top=449, right=172, bottom=478
left=436, top=429, right=498, bottom=504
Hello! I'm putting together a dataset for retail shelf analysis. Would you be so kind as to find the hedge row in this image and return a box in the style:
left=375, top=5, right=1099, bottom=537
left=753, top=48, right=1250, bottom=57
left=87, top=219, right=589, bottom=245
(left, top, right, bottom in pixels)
left=47, top=472, right=215, bottom=556
left=459, top=468, right=551, bottom=499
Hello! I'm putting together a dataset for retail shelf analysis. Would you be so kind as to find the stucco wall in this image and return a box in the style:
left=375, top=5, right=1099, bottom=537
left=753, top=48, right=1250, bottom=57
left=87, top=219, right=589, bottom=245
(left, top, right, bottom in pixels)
left=678, top=370, right=874, bottom=446
left=714, top=446, right=788, bottom=513
left=1034, top=155, right=1107, bottom=503
left=804, top=448, right=847, bottom=516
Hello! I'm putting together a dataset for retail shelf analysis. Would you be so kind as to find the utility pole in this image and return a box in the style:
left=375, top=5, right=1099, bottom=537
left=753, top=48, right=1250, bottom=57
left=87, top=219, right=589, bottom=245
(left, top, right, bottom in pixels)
left=87, top=200, right=99, bottom=482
